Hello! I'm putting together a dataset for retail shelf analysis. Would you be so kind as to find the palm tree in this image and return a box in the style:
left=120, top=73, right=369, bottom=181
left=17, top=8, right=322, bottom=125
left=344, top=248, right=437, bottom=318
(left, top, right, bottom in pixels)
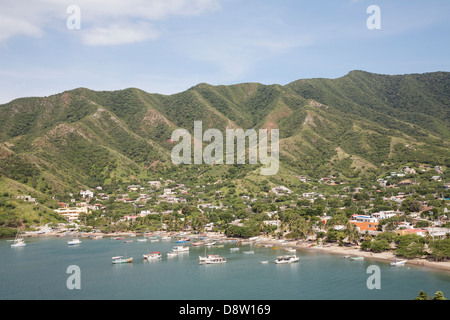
left=345, top=223, right=361, bottom=246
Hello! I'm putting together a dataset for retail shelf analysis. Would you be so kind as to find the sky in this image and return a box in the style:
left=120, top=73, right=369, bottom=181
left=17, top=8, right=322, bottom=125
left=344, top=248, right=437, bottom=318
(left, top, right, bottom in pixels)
left=0, top=0, right=449, bottom=104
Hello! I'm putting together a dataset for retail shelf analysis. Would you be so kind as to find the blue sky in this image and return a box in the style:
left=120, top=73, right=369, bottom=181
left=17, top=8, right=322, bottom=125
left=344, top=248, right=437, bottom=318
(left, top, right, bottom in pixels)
left=0, top=0, right=449, bottom=103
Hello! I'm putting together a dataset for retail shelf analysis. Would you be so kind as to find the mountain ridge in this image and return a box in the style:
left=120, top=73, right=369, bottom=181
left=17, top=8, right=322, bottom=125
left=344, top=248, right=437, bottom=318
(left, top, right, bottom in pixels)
left=0, top=70, right=449, bottom=202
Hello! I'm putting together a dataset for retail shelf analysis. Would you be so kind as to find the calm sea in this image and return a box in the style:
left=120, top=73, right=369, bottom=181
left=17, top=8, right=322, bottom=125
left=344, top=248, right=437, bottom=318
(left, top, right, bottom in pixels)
left=1, top=236, right=449, bottom=300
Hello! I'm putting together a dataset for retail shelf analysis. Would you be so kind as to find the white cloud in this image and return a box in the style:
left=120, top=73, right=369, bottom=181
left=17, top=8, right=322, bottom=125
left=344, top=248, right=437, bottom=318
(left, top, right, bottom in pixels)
left=81, top=22, right=160, bottom=46
left=0, top=15, right=43, bottom=42
left=0, top=0, right=221, bottom=45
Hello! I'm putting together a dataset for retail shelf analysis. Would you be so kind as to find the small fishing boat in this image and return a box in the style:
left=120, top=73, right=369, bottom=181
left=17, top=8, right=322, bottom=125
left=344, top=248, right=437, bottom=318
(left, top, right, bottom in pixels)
left=259, top=260, right=269, bottom=264
left=230, top=247, right=240, bottom=252
left=11, top=229, right=26, bottom=247
left=68, top=239, right=82, bottom=245
left=143, top=251, right=162, bottom=260
left=243, top=251, right=254, bottom=254
left=115, top=237, right=125, bottom=240
left=390, top=259, right=407, bottom=266
left=192, top=241, right=203, bottom=246
left=272, top=247, right=280, bottom=250
left=204, top=241, right=216, bottom=246
left=124, top=240, right=133, bottom=243
left=137, top=238, right=148, bottom=242
left=91, top=235, right=103, bottom=240
left=199, top=255, right=226, bottom=265
left=172, top=246, right=189, bottom=253
left=349, top=256, right=364, bottom=261
left=167, top=251, right=177, bottom=258
left=275, top=255, right=299, bottom=264
left=112, top=256, right=133, bottom=264
left=285, top=248, right=296, bottom=253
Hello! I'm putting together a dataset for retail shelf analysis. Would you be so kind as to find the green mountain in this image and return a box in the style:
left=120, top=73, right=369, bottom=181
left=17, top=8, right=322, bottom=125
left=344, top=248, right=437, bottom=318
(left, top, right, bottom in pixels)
left=0, top=71, right=449, bottom=215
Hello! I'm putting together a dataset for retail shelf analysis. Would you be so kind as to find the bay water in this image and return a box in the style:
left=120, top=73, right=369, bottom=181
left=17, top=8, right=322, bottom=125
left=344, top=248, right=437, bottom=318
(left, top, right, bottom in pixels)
left=1, top=236, right=449, bottom=300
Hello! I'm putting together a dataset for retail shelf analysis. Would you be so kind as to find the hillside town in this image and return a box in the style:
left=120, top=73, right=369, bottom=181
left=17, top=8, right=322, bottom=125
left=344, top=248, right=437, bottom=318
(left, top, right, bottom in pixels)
left=11, top=162, right=448, bottom=267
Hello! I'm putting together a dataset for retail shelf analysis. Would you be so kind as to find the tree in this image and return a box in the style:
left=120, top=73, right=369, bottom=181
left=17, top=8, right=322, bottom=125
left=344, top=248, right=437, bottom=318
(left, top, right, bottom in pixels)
left=344, top=222, right=360, bottom=245
left=415, top=290, right=446, bottom=300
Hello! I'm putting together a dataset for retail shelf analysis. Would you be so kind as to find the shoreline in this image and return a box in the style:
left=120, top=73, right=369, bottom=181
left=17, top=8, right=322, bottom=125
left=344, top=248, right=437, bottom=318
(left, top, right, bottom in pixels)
left=16, top=230, right=450, bottom=274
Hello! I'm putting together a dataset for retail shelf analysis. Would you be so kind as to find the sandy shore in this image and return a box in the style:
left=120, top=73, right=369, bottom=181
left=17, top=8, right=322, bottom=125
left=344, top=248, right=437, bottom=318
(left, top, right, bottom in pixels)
left=255, top=238, right=450, bottom=273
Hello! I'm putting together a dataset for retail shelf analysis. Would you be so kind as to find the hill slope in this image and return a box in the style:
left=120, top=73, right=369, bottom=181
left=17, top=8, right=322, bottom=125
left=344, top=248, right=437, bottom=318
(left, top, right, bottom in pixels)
left=0, top=71, right=448, bottom=204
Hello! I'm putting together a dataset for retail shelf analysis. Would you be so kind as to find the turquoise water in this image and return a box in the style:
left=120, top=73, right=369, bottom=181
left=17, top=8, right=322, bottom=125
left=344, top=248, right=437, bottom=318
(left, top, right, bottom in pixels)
left=1, top=237, right=449, bottom=300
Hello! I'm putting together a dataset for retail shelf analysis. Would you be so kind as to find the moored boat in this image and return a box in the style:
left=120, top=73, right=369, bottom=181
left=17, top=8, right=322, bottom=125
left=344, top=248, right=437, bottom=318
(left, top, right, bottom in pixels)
left=199, top=254, right=226, bottom=264
left=275, top=255, right=299, bottom=264
left=143, top=251, right=162, bottom=260
left=349, top=256, right=364, bottom=261
left=112, top=256, right=133, bottom=264
left=68, top=239, right=82, bottom=245
left=172, top=245, right=189, bottom=253
left=390, top=259, right=407, bottom=266
left=11, top=229, right=26, bottom=247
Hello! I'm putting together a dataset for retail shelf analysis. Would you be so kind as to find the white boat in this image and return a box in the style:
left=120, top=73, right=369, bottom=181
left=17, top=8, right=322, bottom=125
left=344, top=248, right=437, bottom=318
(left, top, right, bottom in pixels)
left=390, top=259, right=407, bottom=266
left=204, top=241, right=216, bottom=246
left=259, top=260, right=269, bottom=264
left=167, top=251, right=177, bottom=258
left=285, top=248, right=296, bottom=253
left=243, top=251, right=254, bottom=254
left=275, top=255, right=299, bottom=264
left=349, top=256, right=364, bottom=261
left=137, top=238, right=148, bottom=242
left=91, top=235, right=103, bottom=240
left=172, top=245, right=189, bottom=253
left=230, top=247, right=240, bottom=252
left=143, top=251, right=162, bottom=260
left=199, top=254, right=226, bottom=264
left=68, top=239, right=82, bottom=245
left=11, top=229, right=26, bottom=247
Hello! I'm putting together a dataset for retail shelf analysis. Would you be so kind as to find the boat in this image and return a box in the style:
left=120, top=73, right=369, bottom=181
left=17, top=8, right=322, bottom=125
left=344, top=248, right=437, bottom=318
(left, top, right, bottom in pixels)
left=192, top=241, right=203, bottom=246
left=204, top=241, right=216, bottom=246
left=91, top=235, right=103, bottom=240
left=243, top=251, right=254, bottom=254
left=199, top=254, right=226, bottom=264
left=176, top=239, right=187, bottom=243
left=112, top=256, right=133, bottom=264
left=259, top=260, right=269, bottom=264
left=275, top=255, right=299, bottom=264
left=215, top=245, right=224, bottom=248
left=285, top=248, right=296, bottom=253
left=124, top=240, right=133, bottom=243
left=230, top=247, right=240, bottom=252
left=68, top=239, right=82, bottom=245
left=167, top=251, right=177, bottom=258
left=143, top=251, right=162, bottom=260
left=115, top=237, right=125, bottom=240
left=349, top=256, right=364, bottom=261
left=172, top=246, right=189, bottom=253
left=272, top=246, right=280, bottom=250
left=390, top=259, right=407, bottom=266
left=11, top=229, right=26, bottom=247
left=137, top=238, right=148, bottom=242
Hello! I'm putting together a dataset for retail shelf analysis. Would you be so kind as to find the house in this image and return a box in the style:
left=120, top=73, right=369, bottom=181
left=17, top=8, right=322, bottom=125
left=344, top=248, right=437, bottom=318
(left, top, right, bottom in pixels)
left=371, top=211, right=398, bottom=220
left=396, top=228, right=428, bottom=237
left=349, top=220, right=379, bottom=232
left=271, top=186, right=292, bottom=195
left=80, top=190, right=94, bottom=198
left=54, top=207, right=89, bottom=222
left=349, top=215, right=379, bottom=231
left=127, top=185, right=141, bottom=192
left=398, top=179, right=413, bottom=186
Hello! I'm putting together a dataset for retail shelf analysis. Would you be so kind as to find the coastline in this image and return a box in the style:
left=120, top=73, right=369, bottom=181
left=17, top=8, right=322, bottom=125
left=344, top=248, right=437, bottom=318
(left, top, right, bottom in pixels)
left=260, top=239, right=450, bottom=273
left=18, top=230, right=450, bottom=274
